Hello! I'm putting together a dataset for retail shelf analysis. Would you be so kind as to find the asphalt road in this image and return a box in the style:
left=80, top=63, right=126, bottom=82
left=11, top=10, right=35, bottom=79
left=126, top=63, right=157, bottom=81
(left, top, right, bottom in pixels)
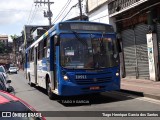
left=8, top=70, right=160, bottom=120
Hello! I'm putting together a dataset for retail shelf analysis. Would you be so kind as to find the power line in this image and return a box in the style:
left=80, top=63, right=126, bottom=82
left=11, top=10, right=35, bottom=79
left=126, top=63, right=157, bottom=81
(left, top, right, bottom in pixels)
left=34, top=0, right=54, bottom=26
left=30, top=8, right=39, bottom=24
left=52, top=0, right=71, bottom=23
left=27, top=3, right=34, bottom=24
left=27, top=4, right=49, bottom=25
left=52, top=0, right=71, bottom=24
left=61, top=2, right=79, bottom=21
left=28, top=6, right=38, bottom=25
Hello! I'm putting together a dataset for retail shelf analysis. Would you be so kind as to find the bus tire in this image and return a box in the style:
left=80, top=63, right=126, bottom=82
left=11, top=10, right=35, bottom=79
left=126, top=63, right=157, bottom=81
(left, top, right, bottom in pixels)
left=28, top=73, right=34, bottom=87
left=46, top=78, right=55, bottom=100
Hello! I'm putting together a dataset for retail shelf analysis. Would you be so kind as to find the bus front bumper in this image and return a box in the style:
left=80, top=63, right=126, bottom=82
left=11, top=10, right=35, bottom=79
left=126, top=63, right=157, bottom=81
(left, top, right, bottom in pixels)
left=58, top=82, right=120, bottom=96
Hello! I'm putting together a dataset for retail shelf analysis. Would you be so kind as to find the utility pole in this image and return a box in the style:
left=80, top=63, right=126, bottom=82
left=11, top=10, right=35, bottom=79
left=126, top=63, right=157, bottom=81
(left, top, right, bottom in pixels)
left=34, top=0, right=54, bottom=26
left=78, top=0, right=82, bottom=20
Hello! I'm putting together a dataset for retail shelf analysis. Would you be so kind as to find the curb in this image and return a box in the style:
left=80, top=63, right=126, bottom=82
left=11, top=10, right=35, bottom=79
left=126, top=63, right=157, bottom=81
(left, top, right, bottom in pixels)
left=120, top=89, right=160, bottom=101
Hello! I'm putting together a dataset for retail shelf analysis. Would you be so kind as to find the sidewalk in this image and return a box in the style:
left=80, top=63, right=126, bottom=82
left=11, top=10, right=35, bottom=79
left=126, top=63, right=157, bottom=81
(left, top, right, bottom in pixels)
left=121, top=78, right=160, bottom=100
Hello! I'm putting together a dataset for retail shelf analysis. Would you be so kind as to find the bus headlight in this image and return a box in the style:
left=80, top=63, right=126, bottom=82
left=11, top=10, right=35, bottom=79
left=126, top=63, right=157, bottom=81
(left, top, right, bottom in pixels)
left=116, top=72, right=119, bottom=76
left=63, top=75, right=69, bottom=81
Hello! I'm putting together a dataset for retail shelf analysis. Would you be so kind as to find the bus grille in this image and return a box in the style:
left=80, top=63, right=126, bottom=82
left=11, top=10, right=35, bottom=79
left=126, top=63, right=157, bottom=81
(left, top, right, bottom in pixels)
left=75, top=76, right=112, bottom=85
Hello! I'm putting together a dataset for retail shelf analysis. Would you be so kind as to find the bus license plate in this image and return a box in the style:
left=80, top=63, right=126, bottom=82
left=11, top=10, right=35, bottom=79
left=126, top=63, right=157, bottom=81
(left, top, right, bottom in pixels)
left=90, top=86, right=100, bottom=90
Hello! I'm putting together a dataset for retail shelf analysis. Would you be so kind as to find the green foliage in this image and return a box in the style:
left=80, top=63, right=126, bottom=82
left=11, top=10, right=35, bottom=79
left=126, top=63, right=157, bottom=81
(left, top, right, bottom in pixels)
left=0, top=42, right=5, bottom=53
left=10, top=34, right=19, bottom=41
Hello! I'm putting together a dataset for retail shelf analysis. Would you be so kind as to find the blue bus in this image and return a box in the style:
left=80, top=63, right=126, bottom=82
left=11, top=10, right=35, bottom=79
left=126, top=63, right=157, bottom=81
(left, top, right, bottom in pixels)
left=25, top=21, right=120, bottom=99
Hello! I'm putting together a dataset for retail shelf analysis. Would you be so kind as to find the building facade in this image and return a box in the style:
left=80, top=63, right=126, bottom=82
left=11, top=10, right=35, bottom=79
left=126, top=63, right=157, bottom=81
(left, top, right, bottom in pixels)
left=0, top=35, right=11, bottom=67
left=87, top=0, right=160, bottom=81
left=87, top=0, right=116, bottom=33
left=87, top=0, right=109, bottom=23
left=0, top=35, right=8, bottom=46
left=108, top=0, right=160, bottom=81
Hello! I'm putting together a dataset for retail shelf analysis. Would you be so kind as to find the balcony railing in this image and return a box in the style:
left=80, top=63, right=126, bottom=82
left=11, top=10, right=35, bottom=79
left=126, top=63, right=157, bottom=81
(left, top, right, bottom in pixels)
left=108, top=0, right=142, bottom=15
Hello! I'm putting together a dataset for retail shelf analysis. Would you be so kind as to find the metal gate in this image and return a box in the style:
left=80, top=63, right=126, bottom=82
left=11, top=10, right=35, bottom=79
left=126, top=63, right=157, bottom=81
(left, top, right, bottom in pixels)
left=122, top=24, right=150, bottom=79
left=122, top=29, right=136, bottom=78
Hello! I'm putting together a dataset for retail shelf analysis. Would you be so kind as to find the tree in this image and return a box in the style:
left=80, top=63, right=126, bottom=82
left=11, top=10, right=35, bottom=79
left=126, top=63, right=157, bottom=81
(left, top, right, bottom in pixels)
left=0, top=42, right=5, bottom=53
left=10, top=34, right=19, bottom=41
left=10, top=34, right=19, bottom=65
left=10, top=34, right=19, bottom=51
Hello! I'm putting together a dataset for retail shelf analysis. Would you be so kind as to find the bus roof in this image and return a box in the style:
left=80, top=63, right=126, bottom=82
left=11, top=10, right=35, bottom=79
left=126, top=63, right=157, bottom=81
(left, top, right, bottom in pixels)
left=26, top=21, right=114, bottom=52
left=58, top=20, right=112, bottom=26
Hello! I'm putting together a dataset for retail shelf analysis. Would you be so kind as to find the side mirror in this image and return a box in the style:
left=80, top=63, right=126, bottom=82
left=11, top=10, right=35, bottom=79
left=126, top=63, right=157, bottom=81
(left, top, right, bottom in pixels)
left=54, top=35, right=60, bottom=46
left=7, top=86, right=14, bottom=93
left=117, top=38, right=122, bottom=53
left=6, top=80, right=11, bottom=84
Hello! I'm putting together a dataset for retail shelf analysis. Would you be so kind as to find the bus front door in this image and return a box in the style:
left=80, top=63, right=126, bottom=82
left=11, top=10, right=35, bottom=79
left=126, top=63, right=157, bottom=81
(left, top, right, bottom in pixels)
left=54, top=47, right=58, bottom=89
left=34, top=47, right=38, bottom=84
left=53, top=36, right=59, bottom=90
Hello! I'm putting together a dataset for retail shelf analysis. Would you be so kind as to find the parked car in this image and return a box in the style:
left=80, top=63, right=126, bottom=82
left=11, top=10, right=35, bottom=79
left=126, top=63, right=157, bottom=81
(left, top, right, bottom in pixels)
left=8, top=67, right=18, bottom=74
left=0, top=91, right=46, bottom=120
left=0, top=65, right=7, bottom=78
left=0, top=78, right=7, bottom=91
left=0, top=72, right=14, bottom=93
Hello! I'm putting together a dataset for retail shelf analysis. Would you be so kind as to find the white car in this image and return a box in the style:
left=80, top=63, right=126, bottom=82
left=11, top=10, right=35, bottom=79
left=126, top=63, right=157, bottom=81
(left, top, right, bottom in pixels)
left=8, top=67, right=18, bottom=74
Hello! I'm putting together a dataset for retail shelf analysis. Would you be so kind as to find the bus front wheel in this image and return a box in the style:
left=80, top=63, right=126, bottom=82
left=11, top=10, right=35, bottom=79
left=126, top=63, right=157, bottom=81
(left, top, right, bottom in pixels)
left=46, top=78, right=55, bottom=100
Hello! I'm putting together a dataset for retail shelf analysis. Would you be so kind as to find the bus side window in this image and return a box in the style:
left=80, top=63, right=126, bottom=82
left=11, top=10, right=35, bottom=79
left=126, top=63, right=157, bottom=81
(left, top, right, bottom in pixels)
left=29, top=49, right=32, bottom=62
left=47, top=48, right=50, bottom=58
left=30, top=49, right=32, bottom=61
left=43, top=38, right=47, bottom=58
left=27, top=52, right=29, bottom=62
left=38, top=44, right=40, bottom=60
left=31, top=48, right=34, bottom=62
left=28, top=50, right=30, bottom=62
left=39, top=41, right=43, bottom=59
left=38, top=41, right=43, bottom=60
left=54, top=35, right=59, bottom=46
left=45, top=38, right=50, bottom=58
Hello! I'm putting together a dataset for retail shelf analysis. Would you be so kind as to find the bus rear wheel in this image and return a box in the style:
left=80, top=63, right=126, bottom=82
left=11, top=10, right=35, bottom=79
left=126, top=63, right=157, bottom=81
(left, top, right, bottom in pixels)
left=46, top=78, right=55, bottom=100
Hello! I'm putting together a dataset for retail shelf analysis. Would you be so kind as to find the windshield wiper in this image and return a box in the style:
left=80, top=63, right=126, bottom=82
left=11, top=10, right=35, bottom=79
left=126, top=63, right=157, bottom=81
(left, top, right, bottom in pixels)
left=71, top=31, right=88, bottom=46
left=100, top=32, right=107, bottom=55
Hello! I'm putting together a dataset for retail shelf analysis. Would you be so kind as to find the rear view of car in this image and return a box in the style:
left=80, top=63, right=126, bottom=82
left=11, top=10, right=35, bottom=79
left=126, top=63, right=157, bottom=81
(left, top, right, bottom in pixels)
left=0, top=91, right=46, bottom=120
left=8, top=67, right=18, bottom=74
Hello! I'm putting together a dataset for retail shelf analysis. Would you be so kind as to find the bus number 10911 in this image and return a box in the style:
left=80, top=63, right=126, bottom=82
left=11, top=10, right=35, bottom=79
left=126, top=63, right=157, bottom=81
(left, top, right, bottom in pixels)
left=76, top=75, right=87, bottom=79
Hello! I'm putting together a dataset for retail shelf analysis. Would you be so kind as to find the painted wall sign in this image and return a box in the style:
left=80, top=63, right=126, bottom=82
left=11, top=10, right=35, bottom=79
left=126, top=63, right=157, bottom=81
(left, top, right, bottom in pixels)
left=146, top=33, right=158, bottom=81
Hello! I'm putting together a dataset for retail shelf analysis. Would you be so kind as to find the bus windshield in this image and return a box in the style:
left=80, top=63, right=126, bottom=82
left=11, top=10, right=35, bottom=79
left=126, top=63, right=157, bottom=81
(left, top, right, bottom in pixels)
left=60, top=33, right=119, bottom=69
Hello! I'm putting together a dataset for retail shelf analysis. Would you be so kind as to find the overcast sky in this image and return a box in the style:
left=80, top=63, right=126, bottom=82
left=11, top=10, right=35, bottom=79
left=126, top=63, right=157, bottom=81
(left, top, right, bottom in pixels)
left=0, top=0, right=81, bottom=41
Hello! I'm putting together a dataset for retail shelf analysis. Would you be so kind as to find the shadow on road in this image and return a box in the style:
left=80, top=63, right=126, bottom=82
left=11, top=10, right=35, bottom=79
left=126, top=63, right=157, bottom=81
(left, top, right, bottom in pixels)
left=33, top=85, right=141, bottom=107
left=57, top=91, right=141, bottom=107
